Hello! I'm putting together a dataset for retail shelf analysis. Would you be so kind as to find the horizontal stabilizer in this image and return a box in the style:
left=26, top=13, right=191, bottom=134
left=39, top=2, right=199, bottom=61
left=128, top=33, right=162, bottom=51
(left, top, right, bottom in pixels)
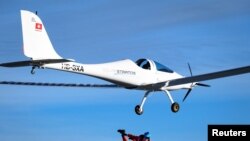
left=0, top=81, right=119, bottom=88
left=0, top=59, right=74, bottom=67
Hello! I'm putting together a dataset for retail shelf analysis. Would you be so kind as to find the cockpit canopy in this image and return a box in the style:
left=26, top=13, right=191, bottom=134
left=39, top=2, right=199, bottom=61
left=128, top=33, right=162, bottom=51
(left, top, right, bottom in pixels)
left=136, top=59, right=173, bottom=73
left=136, top=59, right=151, bottom=70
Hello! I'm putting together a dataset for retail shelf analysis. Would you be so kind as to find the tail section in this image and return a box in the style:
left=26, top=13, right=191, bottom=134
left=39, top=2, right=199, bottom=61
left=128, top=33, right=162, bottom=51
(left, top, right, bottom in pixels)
left=21, top=10, right=62, bottom=60
left=1, top=10, right=74, bottom=69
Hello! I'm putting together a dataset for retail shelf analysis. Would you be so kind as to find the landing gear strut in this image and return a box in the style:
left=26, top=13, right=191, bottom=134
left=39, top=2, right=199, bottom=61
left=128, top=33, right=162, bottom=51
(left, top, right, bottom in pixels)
left=31, top=66, right=36, bottom=74
left=31, top=66, right=41, bottom=74
left=165, top=90, right=180, bottom=113
left=134, top=91, right=150, bottom=115
left=134, top=90, right=180, bottom=115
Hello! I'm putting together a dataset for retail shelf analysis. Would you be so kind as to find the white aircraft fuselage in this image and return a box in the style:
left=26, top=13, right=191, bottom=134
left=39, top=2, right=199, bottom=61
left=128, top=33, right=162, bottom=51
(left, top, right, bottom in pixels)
left=43, top=59, right=189, bottom=91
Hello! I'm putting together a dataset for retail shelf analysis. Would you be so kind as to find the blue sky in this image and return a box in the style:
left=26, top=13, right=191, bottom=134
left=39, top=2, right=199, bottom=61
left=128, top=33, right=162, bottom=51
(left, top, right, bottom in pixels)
left=0, top=0, right=250, bottom=141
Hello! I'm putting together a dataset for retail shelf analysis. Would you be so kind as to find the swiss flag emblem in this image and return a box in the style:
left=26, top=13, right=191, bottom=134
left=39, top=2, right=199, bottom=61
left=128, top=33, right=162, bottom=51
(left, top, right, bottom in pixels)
left=35, top=23, right=42, bottom=31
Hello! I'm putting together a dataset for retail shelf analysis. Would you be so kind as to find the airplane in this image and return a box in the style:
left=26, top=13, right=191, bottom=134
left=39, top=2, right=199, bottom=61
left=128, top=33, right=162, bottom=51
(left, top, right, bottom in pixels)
left=0, top=10, right=250, bottom=115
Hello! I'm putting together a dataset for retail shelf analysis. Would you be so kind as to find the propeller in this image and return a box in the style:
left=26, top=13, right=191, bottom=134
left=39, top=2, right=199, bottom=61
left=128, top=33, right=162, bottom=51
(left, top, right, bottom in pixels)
left=187, top=63, right=193, bottom=76
left=183, top=63, right=210, bottom=102
left=183, top=88, right=192, bottom=102
left=183, top=63, right=194, bottom=102
left=196, top=82, right=210, bottom=87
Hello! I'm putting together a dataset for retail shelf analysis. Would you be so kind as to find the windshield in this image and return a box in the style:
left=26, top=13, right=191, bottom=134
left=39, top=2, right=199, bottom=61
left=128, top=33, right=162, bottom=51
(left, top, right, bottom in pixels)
left=154, top=61, right=173, bottom=73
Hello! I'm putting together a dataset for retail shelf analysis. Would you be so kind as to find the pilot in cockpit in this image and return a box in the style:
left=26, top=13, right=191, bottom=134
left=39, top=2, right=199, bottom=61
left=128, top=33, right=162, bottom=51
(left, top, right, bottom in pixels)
left=142, top=62, right=150, bottom=70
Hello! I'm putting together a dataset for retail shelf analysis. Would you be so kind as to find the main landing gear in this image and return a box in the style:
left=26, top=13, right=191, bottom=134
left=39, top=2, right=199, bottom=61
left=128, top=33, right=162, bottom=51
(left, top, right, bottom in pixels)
left=165, top=90, right=180, bottom=113
left=134, top=90, right=180, bottom=115
left=135, top=91, right=150, bottom=115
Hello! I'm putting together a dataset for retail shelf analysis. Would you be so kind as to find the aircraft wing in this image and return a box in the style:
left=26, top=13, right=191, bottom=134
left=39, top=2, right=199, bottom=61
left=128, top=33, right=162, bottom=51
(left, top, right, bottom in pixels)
left=0, top=81, right=119, bottom=88
left=167, top=65, right=250, bottom=87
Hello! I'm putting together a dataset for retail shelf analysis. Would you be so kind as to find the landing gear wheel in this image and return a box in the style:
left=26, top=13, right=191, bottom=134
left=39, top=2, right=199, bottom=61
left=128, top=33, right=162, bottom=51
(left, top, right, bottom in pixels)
left=171, top=102, right=180, bottom=113
left=135, top=105, right=143, bottom=115
left=31, top=69, right=35, bottom=74
left=31, top=66, right=36, bottom=75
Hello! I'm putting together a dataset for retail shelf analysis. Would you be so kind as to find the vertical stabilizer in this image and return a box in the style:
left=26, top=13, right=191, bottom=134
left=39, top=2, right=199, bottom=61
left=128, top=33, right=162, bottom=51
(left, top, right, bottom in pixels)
left=21, top=10, right=62, bottom=60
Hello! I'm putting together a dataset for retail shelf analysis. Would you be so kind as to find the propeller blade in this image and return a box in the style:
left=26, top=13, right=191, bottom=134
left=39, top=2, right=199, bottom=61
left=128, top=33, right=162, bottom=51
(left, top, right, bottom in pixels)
left=188, top=63, right=193, bottom=76
left=196, top=83, right=210, bottom=87
left=183, top=89, right=192, bottom=102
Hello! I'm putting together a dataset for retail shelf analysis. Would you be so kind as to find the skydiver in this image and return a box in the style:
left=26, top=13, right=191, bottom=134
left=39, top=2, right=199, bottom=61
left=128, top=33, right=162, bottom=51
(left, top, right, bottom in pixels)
left=117, top=129, right=150, bottom=141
